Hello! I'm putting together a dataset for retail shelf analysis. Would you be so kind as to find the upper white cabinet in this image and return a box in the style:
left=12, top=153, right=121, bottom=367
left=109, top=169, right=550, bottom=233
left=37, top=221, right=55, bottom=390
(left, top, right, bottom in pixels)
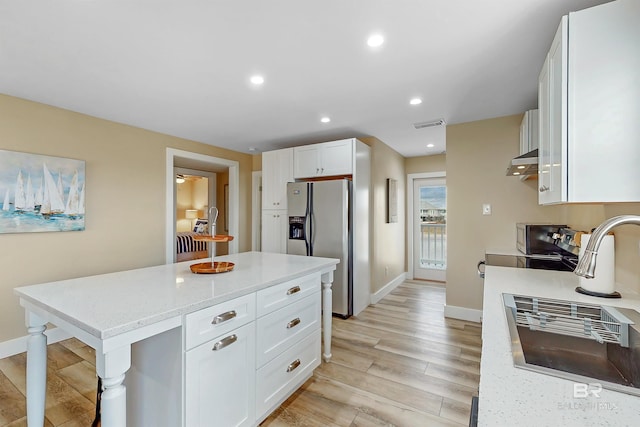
left=261, top=148, right=293, bottom=254
left=538, top=0, right=640, bottom=204
left=293, top=139, right=354, bottom=179
left=262, top=148, right=293, bottom=210
left=519, top=109, right=539, bottom=155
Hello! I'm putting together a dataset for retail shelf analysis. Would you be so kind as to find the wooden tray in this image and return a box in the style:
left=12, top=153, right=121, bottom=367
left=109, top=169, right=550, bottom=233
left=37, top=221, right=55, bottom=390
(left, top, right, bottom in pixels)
left=192, top=235, right=235, bottom=242
left=190, top=261, right=235, bottom=274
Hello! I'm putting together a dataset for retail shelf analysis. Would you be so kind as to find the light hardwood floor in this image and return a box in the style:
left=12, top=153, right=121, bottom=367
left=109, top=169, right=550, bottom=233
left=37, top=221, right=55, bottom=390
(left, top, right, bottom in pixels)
left=0, top=280, right=481, bottom=426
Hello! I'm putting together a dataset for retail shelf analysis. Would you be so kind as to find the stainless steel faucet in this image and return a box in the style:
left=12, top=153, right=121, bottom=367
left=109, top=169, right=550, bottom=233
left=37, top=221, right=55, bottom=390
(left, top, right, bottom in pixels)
left=574, top=215, right=640, bottom=278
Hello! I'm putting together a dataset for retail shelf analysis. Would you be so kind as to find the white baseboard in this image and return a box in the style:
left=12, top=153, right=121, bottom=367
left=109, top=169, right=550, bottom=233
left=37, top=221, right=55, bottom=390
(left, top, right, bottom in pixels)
left=444, top=305, right=483, bottom=323
left=0, top=327, right=73, bottom=359
left=371, top=272, right=407, bottom=304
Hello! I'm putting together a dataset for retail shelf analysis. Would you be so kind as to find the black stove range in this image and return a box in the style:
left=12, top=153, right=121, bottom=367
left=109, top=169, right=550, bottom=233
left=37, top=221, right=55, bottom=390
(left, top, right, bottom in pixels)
left=481, top=226, right=580, bottom=275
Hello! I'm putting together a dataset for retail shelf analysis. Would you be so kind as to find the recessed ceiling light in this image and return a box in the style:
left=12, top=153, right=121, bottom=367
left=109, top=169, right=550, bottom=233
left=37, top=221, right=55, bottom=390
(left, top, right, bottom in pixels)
left=250, top=75, right=264, bottom=85
left=517, top=165, right=526, bottom=169
left=248, top=147, right=257, bottom=152
left=367, top=34, right=384, bottom=47
left=513, top=172, right=521, bottom=176
left=320, top=117, right=331, bottom=123
left=410, top=98, right=422, bottom=106
left=426, top=143, right=435, bottom=148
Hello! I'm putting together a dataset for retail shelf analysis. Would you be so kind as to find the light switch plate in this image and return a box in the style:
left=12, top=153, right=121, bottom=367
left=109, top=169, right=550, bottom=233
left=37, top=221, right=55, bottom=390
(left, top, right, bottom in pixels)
left=482, top=204, right=492, bottom=215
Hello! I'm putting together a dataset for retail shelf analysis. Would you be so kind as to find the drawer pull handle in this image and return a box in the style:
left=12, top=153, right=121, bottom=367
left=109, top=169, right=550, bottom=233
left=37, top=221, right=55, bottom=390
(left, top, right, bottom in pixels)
left=287, top=318, right=301, bottom=329
left=286, top=359, right=301, bottom=373
left=287, top=286, right=301, bottom=296
left=212, top=334, right=237, bottom=351
left=212, top=310, right=237, bottom=325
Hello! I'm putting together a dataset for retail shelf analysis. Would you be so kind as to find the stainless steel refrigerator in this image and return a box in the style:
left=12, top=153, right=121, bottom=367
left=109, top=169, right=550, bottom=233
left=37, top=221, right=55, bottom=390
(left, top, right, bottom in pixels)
left=287, top=180, right=352, bottom=318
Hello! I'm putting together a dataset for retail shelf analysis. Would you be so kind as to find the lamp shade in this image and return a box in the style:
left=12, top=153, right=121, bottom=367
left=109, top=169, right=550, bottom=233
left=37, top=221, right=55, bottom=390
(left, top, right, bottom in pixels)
left=185, top=209, right=198, bottom=219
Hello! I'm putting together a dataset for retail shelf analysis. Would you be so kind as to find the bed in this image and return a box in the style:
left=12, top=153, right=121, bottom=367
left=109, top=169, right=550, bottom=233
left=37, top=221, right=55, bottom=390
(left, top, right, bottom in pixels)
left=176, top=232, right=209, bottom=262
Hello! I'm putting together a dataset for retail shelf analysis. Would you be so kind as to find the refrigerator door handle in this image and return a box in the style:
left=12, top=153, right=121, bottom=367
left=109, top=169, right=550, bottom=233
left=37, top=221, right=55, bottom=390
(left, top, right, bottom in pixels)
left=309, top=210, right=316, bottom=256
left=305, top=182, right=312, bottom=256
left=307, top=182, right=314, bottom=256
left=304, top=212, right=311, bottom=256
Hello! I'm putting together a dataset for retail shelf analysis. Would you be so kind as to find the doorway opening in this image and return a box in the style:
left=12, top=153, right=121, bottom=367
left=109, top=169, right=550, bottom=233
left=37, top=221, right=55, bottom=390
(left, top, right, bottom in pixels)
left=407, top=172, right=447, bottom=282
left=175, top=167, right=216, bottom=261
left=165, top=148, right=239, bottom=264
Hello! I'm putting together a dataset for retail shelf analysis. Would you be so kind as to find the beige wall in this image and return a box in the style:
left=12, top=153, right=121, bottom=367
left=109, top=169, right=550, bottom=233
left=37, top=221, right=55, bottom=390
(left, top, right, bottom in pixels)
left=361, top=137, right=406, bottom=295
left=446, top=115, right=564, bottom=311
left=252, top=153, right=262, bottom=171
left=176, top=178, right=209, bottom=232
left=405, top=153, right=446, bottom=175
left=0, top=94, right=253, bottom=342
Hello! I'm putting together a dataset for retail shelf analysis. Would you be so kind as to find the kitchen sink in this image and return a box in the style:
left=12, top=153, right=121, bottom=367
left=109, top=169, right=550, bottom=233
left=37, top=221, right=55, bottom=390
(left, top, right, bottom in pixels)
left=503, top=293, right=640, bottom=396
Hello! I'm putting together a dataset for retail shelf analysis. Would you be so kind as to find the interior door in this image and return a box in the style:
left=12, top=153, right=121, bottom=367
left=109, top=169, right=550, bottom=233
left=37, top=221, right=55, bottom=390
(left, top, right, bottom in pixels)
left=413, top=178, right=447, bottom=281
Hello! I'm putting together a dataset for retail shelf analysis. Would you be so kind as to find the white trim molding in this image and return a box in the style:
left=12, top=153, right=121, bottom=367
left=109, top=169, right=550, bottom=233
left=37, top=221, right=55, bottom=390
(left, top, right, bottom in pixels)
left=165, top=148, right=240, bottom=264
left=444, top=305, right=482, bottom=324
left=0, top=327, right=72, bottom=359
left=371, top=272, right=407, bottom=304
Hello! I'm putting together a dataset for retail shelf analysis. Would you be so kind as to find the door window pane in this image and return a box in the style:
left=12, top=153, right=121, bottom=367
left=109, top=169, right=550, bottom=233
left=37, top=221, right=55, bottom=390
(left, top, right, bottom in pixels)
left=419, top=186, right=446, bottom=270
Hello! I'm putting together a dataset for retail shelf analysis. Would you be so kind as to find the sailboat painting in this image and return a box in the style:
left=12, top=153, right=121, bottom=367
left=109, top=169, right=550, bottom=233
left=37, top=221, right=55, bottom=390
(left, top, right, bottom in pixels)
left=0, top=149, right=85, bottom=233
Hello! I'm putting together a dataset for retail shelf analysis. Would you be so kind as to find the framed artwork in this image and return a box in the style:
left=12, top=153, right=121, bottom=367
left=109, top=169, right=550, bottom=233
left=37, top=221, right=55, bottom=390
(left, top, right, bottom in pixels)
left=0, top=150, right=85, bottom=233
left=386, top=178, right=398, bottom=223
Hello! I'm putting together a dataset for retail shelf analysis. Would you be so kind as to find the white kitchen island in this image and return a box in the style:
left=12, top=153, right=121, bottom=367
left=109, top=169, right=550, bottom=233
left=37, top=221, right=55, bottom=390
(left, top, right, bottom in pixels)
left=14, top=251, right=338, bottom=427
left=480, top=266, right=640, bottom=426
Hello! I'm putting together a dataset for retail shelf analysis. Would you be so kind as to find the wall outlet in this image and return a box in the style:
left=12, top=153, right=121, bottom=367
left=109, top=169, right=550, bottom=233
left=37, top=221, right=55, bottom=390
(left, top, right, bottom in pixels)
left=384, top=266, right=389, bottom=277
left=482, top=203, right=492, bottom=215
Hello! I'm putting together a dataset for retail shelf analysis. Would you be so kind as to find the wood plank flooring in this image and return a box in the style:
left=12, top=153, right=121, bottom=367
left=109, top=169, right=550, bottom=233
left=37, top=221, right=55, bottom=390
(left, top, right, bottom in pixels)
left=261, top=280, right=481, bottom=426
left=0, top=280, right=481, bottom=426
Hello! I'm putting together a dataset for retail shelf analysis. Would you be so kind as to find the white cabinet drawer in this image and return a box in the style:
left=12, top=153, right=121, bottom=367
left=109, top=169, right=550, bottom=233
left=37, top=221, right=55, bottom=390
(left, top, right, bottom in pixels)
left=256, top=273, right=320, bottom=317
left=185, top=293, right=256, bottom=350
left=256, top=292, right=320, bottom=368
left=255, top=331, right=321, bottom=420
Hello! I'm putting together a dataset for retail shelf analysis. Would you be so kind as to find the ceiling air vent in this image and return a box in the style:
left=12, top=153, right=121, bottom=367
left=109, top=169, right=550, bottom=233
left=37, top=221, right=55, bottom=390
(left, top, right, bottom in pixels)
left=413, top=119, right=446, bottom=129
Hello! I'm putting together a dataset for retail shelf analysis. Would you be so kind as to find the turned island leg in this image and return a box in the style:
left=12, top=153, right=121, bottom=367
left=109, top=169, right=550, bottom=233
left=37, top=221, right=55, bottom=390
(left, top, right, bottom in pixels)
left=96, top=345, right=131, bottom=427
left=26, top=311, right=47, bottom=427
left=321, top=271, right=333, bottom=362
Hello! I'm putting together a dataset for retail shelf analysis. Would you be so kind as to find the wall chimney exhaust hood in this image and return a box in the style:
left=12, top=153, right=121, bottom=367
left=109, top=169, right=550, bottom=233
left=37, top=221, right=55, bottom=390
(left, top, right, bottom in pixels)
left=506, top=149, right=538, bottom=176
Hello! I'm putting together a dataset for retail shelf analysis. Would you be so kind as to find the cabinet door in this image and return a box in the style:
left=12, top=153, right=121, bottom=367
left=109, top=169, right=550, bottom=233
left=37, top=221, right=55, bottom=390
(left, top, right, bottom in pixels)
left=262, top=149, right=293, bottom=209
left=318, top=139, right=353, bottom=176
left=185, top=322, right=256, bottom=427
left=261, top=210, right=287, bottom=254
left=539, top=16, right=568, bottom=205
left=293, top=145, right=320, bottom=178
left=567, top=0, right=640, bottom=202
left=538, top=62, right=550, bottom=202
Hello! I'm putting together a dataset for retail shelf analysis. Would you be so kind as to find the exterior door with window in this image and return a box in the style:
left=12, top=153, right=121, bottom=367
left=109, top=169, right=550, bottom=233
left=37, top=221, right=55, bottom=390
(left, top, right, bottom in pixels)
left=413, top=178, right=446, bottom=281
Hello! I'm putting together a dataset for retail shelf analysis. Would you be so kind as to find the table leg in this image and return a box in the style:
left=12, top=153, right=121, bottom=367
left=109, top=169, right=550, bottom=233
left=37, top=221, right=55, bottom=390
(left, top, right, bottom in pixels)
left=321, top=271, right=333, bottom=362
left=96, top=345, right=131, bottom=427
left=26, top=312, right=47, bottom=427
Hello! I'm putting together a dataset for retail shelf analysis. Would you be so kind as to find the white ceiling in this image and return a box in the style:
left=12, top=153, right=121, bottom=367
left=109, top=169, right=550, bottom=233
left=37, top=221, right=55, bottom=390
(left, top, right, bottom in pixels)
left=0, top=0, right=610, bottom=158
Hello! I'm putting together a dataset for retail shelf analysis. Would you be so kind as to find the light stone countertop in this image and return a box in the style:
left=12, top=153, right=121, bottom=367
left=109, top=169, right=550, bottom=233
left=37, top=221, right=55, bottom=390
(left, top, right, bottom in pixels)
left=14, top=251, right=338, bottom=340
left=479, top=266, right=640, bottom=427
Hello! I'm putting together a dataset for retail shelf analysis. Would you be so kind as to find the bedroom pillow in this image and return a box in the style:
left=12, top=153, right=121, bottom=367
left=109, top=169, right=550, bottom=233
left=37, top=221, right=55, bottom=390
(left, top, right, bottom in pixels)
left=193, top=219, right=208, bottom=233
